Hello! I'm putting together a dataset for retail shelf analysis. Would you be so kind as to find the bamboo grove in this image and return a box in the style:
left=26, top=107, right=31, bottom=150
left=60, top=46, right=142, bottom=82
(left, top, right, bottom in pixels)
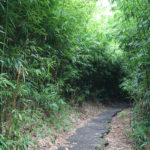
left=0, top=0, right=150, bottom=149
left=114, top=0, right=150, bottom=148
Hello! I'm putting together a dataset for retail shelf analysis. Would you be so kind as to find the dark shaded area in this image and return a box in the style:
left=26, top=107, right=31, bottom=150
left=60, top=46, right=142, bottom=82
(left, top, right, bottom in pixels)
left=63, top=56, right=129, bottom=104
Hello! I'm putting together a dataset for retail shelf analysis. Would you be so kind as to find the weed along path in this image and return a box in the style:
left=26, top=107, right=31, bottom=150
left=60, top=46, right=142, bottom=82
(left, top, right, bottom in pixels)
left=58, top=106, right=126, bottom=150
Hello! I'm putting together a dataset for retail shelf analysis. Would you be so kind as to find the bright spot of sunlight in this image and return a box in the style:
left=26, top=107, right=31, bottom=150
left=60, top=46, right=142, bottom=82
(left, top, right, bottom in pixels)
left=95, top=0, right=113, bottom=21
left=89, top=0, right=123, bottom=58
left=88, top=0, right=115, bottom=32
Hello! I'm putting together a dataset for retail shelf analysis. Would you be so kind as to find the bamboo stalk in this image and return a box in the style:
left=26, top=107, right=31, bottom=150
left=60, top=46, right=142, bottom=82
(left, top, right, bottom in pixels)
left=6, top=65, right=21, bottom=136
left=0, top=0, right=9, bottom=134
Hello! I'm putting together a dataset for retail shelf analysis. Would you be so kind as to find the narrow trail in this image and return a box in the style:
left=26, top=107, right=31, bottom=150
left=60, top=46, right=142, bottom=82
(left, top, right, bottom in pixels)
left=58, top=106, right=127, bottom=150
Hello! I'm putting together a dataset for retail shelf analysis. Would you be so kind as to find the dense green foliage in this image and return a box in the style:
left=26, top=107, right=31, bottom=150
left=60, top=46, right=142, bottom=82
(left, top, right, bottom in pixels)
left=0, top=0, right=126, bottom=149
left=112, top=0, right=150, bottom=149
left=0, top=0, right=149, bottom=149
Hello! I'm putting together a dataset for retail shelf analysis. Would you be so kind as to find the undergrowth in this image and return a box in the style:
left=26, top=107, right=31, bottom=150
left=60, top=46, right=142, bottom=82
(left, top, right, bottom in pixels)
left=0, top=104, right=75, bottom=150
left=131, top=103, right=150, bottom=150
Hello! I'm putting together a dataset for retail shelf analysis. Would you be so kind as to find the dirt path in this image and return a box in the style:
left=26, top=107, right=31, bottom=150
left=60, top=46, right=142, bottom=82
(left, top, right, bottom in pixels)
left=58, top=106, right=126, bottom=150
left=29, top=103, right=107, bottom=150
left=105, top=109, right=134, bottom=150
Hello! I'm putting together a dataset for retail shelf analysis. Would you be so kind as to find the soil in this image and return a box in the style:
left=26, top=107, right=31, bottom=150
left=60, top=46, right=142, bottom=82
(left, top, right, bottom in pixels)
left=29, top=103, right=108, bottom=150
left=105, top=109, right=134, bottom=150
left=58, top=106, right=126, bottom=150
left=29, top=104, right=133, bottom=150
